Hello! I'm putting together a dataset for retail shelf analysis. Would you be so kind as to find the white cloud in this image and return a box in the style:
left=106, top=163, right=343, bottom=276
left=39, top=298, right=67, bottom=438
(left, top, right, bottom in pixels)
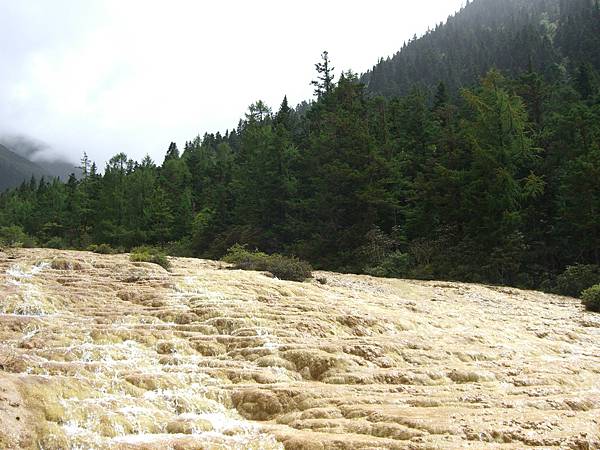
left=0, top=0, right=465, bottom=167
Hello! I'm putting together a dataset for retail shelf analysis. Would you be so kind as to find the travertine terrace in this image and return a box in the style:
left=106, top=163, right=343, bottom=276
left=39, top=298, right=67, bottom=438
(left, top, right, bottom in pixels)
left=0, top=248, right=598, bottom=449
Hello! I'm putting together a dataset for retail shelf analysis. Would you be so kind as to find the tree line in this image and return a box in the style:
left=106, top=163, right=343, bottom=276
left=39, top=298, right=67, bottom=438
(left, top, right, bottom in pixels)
left=1, top=50, right=599, bottom=292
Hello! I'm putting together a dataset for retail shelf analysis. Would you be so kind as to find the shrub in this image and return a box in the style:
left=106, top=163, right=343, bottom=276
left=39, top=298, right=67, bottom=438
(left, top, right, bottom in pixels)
left=45, top=237, right=67, bottom=249
left=87, top=243, right=119, bottom=254
left=263, top=254, right=313, bottom=282
left=554, top=264, right=600, bottom=297
left=581, top=285, right=600, bottom=312
left=130, top=246, right=171, bottom=271
left=163, top=238, right=194, bottom=257
left=223, top=244, right=268, bottom=266
left=223, top=244, right=312, bottom=282
left=364, top=251, right=410, bottom=278
left=0, top=225, right=36, bottom=248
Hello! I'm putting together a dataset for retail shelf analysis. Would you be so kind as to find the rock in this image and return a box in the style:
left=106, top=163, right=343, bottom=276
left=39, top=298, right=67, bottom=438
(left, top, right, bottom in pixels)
left=0, top=248, right=598, bottom=449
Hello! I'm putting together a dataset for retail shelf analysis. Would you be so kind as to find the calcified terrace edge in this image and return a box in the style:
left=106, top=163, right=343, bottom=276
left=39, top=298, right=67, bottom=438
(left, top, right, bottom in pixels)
left=0, top=248, right=598, bottom=450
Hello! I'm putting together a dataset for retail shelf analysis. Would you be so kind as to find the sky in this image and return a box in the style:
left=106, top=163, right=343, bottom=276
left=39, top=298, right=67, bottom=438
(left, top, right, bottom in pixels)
left=0, top=0, right=466, bottom=167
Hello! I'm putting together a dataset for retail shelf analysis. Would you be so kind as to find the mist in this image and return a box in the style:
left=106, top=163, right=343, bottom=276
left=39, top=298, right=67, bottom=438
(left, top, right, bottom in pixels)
left=0, top=0, right=466, bottom=168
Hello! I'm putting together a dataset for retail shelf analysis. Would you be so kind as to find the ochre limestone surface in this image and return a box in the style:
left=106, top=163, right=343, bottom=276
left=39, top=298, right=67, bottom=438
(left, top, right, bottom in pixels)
left=0, top=248, right=598, bottom=449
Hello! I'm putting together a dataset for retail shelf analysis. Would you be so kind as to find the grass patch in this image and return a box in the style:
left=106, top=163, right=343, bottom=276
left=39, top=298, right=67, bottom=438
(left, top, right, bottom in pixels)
left=130, top=246, right=171, bottom=271
left=223, top=244, right=312, bottom=282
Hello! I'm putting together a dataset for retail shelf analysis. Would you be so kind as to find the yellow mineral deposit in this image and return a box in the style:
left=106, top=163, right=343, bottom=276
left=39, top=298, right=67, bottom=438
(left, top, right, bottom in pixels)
left=0, top=248, right=598, bottom=449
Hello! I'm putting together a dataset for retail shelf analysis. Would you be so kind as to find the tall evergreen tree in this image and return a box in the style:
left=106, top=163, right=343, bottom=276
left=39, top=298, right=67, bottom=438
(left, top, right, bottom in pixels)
left=311, top=51, right=335, bottom=98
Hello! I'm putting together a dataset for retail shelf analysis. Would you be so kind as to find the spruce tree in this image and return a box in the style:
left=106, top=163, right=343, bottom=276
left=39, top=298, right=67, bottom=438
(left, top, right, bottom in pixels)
left=311, top=51, right=335, bottom=98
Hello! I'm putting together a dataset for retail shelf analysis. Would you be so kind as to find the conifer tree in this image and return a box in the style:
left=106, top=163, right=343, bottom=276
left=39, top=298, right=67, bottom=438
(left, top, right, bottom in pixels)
left=311, top=51, right=335, bottom=98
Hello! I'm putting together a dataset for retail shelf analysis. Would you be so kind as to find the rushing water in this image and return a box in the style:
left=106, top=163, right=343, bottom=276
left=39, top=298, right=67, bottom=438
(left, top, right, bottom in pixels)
left=3, top=260, right=282, bottom=449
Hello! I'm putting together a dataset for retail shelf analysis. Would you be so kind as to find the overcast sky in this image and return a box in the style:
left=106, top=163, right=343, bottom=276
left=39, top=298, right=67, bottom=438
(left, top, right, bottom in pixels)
left=0, top=0, right=465, bottom=167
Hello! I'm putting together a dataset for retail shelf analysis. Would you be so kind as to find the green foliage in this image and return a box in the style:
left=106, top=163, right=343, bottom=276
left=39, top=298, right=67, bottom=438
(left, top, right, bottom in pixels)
left=0, top=25, right=599, bottom=295
left=311, top=51, right=335, bottom=98
left=221, top=243, right=262, bottom=266
left=361, top=227, right=411, bottom=278
left=581, top=284, right=600, bottom=312
left=130, top=246, right=171, bottom=271
left=261, top=254, right=313, bottom=282
left=0, top=225, right=36, bottom=248
left=45, top=236, right=68, bottom=250
left=163, top=239, right=194, bottom=258
left=362, top=0, right=600, bottom=98
left=554, top=265, right=600, bottom=298
left=87, top=243, right=119, bottom=254
left=365, top=251, right=410, bottom=278
left=223, top=244, right=312, bottom=282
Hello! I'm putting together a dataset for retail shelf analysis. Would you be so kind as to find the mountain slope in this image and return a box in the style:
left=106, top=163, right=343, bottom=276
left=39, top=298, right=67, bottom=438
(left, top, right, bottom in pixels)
left=362, top=0, right=600, bottom=97
left=37, top=158, right=77, bottom=180
left=0, top=143, right=77, bottom=192
left=1, top=248, right=598, bottom=449
left=0, top=144, right=49, bottom=192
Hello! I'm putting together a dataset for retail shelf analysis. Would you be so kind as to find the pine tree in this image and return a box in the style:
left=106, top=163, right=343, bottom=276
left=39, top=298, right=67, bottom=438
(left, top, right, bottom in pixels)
left=311, top=51, right=335, bottom=98
left=164, top=142, right=180, bottom=163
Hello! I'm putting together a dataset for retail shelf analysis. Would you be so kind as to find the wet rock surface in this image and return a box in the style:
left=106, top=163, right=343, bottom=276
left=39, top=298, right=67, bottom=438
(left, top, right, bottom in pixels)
left=0, top=248, right=599, bottom=449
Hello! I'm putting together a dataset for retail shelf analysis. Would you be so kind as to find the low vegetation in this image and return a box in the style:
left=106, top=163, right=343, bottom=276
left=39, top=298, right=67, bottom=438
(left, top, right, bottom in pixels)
left=554, top=264, right=600, bottom=298
left=0, top=0, right=599, bottom=292
left=223, top=244, right=312, bottom=282
left=87, top=243, right=120, bottom=254
left=130, top=246, right=171, bottom=271
left=0, top=225, right=36, bottom=248
left=581, top=285, right=600, bottom=313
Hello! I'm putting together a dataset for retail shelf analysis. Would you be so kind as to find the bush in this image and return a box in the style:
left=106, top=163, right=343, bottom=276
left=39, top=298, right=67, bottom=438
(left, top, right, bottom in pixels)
left=130, top=246, right=171, bottom=271
left=554, top=264, right=600, bottom=297
left=262, top=254, right=313, bottom=282
left=364, top=251, right=410, bottom=278
left=45, top=237, right=67, bottom=250
left=581, top=285, right=600, bottom=312
left=87, top=243, right=119, bottom=254
left=0, top=225, right=36, bottom=248
left=223, top=244, right=312, bottom=282
left=163, top=238, right=194, bottom=257
left=223, top=244, right=267, bottom=266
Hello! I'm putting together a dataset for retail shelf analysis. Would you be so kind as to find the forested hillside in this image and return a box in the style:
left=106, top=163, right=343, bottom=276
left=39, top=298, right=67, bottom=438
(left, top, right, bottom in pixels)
left=362, top=0, right=600, bottom=97
left=1, top=0, right=599, bottom=293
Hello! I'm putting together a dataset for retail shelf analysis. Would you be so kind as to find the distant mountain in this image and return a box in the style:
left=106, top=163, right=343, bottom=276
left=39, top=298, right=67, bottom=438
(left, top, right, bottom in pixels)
left=0, top=136, right=78, bottom=184
left=362, top=0, right=600, bottom=97
left=0, top=144, right=48, bottom=191
left=0, top=143, right=78, bottom=192
left=37, top=158, right=78, bottom=181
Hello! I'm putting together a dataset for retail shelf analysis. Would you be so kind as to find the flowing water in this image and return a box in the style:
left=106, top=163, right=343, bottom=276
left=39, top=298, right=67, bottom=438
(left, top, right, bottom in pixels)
left=1, top=252, right=281, bottom=449
left=0, top=248, right=599, bottom=449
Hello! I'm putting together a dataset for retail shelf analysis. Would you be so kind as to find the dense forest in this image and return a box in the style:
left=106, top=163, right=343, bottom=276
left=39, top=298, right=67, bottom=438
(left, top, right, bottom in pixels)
left=1, top=0, right=599, bottom=294
left=363, top=0, right=600, bottom=97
